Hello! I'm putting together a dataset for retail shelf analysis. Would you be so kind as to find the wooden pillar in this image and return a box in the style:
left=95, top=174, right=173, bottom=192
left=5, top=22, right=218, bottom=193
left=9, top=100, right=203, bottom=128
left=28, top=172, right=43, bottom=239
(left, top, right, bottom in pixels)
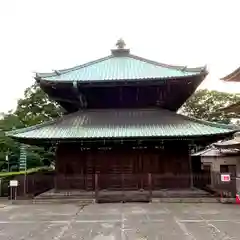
left=136, top=87, right=139, bottom=102
left=188, top=144, right=194, bottom=188
left=148, top=173, right=152, bottom=200
left=122, top=173, right=124, bottom=195
left=95, top=173, right=98, bottom=202
left=119, top=87, right=123, bottom=104
left=54, top=143, right=59, bottom=191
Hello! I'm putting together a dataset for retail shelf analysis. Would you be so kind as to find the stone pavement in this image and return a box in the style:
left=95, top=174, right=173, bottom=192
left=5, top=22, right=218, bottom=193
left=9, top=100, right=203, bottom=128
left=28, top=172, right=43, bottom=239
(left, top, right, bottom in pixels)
left=0, top=202, right=239, bottom=239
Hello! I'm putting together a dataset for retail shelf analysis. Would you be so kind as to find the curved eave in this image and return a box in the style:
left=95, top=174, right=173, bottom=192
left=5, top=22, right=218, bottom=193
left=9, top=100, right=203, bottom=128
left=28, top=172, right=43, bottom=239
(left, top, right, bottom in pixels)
left=128, top=54, right=207, bottom=73
left=36, top=71, right=208, bottom=85
left=180, top=115, right=239, bottom=131
left=7, top=124, right=236, bottom=139
left=221, top=67, right=240, bottom=82
left=8, top=132, right=236, bottom=147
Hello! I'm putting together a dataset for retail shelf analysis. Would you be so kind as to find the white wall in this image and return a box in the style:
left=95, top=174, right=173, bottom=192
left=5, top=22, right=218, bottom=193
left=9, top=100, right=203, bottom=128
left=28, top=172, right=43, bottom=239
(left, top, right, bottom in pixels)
left=201, top=155, right=239, bottom=188
left=201, top=156, right=238, bottom=172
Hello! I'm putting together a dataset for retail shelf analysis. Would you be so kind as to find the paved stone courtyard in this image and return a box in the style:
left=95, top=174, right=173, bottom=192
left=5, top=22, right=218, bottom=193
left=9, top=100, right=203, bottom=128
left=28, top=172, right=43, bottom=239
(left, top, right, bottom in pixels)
left=0, top=202, right=239, bottom=239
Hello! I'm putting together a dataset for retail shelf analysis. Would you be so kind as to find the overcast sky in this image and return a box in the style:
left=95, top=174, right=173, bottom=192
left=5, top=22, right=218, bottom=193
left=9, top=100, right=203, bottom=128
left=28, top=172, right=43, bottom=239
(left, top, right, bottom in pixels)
left=0, top=0, right=239, bottom=113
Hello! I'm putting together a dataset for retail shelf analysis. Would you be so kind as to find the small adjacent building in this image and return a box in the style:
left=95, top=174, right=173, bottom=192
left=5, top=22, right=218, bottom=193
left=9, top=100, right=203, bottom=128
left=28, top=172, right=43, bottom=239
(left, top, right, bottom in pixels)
left=192, top=147, right=239, bottom=190
left=7, top=40, right=237, bottom=196
left=220, top=68, right=240, bottom=196
left=214, top=133, right=240, bottom=195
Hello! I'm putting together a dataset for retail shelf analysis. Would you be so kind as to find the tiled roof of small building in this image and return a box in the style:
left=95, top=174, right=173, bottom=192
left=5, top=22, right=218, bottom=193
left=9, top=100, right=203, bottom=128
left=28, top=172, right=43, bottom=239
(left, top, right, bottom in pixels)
left=221, top=67, right=240, bottom=82
left=35, top=45, right=207, bottom=83
left=214, top=132, right=240, bottom=149
left=220, top=101, right=240, bottom=113
left=7, top=109, right=236, bottom=140
left=192, top=147, right=240, bottom=157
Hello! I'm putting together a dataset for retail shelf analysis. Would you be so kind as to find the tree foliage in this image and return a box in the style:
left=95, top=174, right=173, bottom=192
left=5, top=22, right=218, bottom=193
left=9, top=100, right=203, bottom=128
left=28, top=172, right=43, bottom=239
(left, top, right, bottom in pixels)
left=181, top=89, right=240, bottom=124
left=0, top=83, right=62, bottom=171
left=15, top=83, right=62, bottom=126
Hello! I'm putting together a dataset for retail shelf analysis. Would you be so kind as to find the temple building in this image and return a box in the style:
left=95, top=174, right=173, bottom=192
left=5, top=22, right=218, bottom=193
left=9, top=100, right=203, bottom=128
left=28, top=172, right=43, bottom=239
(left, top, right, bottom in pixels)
left=7, top=40, right=237, bottom=199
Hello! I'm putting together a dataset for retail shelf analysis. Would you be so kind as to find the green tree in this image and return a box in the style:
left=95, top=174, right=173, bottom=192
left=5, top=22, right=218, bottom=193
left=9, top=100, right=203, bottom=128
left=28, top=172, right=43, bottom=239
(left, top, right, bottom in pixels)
left=0, top=113, right=24, bottom=170
left=0, top=84, right=62, bottom=171
left=181, top=89, right=240, bottom=123
left=15, top=83, right=62, bottom=126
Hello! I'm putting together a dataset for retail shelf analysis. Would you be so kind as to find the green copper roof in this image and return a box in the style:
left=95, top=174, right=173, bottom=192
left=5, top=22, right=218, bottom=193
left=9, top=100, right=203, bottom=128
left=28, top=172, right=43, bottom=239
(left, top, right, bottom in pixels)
left=36, top=48, right=207, bottom=82
left=7, top=109, right=236, bottom=140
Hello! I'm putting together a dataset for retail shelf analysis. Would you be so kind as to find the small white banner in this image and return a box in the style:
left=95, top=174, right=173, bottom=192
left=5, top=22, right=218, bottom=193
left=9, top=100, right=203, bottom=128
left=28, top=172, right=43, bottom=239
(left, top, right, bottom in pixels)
left=221, top=174, right=231, bottom=182
left=9, top=180, right=19, bottom=187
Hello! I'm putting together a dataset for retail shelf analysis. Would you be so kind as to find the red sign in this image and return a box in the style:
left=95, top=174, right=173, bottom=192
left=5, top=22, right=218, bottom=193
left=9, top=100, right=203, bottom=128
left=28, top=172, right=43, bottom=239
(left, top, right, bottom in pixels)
left=221, top=174, right=231, bottom=182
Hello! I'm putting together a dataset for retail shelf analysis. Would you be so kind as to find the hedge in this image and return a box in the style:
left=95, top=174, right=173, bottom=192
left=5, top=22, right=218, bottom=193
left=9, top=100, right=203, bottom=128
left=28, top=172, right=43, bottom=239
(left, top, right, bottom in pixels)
left=0, top=166, right=53, bottom=178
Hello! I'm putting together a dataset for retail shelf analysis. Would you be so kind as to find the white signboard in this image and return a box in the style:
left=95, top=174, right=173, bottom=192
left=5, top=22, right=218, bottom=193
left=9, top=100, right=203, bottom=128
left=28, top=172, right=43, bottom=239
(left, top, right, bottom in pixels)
left=221, top=174, right=231, bottom=182
left=9, top=180, right=19, bottom=187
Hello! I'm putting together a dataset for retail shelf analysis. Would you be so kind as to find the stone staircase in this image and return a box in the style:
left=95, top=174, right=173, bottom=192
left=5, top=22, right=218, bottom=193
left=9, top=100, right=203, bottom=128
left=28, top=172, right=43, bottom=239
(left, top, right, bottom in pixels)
left=33, top=189, right=95, bottom=205
left=32, top=188, right=219, bottom=204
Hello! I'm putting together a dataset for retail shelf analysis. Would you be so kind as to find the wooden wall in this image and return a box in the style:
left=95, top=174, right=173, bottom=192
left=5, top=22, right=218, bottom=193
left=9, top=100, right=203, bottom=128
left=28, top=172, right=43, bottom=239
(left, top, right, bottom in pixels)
left=55, top=143, right=191, bottom=190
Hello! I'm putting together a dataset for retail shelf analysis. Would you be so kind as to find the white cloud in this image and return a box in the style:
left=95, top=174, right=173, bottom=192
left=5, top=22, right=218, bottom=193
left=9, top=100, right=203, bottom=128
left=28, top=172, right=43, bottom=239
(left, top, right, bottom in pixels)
left=0, top=0, right=239, bottom=112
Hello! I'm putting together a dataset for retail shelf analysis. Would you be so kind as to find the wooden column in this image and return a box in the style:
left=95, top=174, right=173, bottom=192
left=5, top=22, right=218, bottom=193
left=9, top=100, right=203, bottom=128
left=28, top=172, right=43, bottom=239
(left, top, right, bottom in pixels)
left=95, top=173, right=98, bottom=203
left=54, top=143, right=59, bottom=191
left=188, top=144, right=194, bottom=188
left=148, top=173, right=152, bottom=201
left=122, top=173, right=125, bottom=201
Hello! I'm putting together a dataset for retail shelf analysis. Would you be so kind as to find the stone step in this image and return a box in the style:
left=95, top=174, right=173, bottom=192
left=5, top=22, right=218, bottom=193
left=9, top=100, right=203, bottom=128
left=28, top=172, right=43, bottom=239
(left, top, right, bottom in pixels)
left=151, top=198, right=219, bottom=203
left=35, top=194, right=94, bottom=199
left=33, top=198, right=95, bottom=204
left=97, top=195, right=150, bottom=203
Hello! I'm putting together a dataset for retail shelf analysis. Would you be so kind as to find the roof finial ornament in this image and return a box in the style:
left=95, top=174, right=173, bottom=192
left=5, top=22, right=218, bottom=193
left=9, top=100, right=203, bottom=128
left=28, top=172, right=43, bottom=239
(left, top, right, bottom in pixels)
left=116, top=38, right=126, bottom=49
left=111, top=38, right=129, bottom=56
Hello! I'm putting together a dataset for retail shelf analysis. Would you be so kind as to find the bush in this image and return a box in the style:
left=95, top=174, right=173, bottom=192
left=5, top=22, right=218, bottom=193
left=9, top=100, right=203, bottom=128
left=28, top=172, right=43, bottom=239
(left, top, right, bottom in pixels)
left=0, top=166, right=53, bottom=178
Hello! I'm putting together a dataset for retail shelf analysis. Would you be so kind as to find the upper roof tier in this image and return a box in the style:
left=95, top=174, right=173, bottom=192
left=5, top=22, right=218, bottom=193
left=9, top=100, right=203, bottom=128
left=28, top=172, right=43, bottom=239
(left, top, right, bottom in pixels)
left=221, top=67, right=240, bottom=82
left=35, top=40, right=207, bottom=83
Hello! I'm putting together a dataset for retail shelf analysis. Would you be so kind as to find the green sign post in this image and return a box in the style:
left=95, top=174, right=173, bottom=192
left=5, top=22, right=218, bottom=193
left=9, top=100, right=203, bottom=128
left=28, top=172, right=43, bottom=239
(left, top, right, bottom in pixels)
left=19, top=144, right=27, bottom=171
left=19, top=144, right=27, bottom=195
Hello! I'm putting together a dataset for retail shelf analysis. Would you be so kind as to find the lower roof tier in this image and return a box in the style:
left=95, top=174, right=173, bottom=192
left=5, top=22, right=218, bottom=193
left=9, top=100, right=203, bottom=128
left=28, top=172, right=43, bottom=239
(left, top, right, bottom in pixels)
left=7, top=108, right=237, bottom=141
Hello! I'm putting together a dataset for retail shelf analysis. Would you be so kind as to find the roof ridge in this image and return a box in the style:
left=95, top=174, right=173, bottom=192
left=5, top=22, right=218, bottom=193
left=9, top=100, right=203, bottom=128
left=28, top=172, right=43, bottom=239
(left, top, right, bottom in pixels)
left=128, top=54, right=207, bottom=73
left=6, top=110, right=82, bottom=137
left=6, top=119, right=56, bottom=137
left=191, top=147, right=216, bottom=156
left=35, top=55, right=113, bottom=79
